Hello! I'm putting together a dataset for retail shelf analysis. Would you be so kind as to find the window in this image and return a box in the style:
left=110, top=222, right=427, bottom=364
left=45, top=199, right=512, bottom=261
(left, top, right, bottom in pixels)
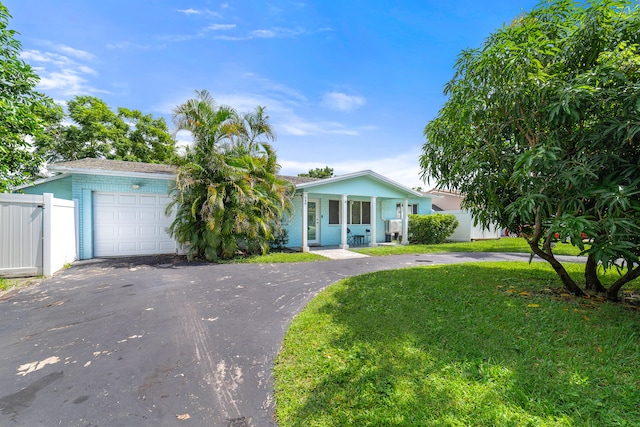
left=328, top=200, right=371, bottom=225
left=329, top=200, right=340, bottom=224
left=396, top=203, right=418, bottom=218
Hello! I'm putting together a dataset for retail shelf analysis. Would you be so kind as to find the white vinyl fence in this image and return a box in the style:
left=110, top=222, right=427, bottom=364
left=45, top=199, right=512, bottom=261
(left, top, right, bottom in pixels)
left=443, top=210, right=501, bottom=242
left=0, top=193, right=77, bottom=277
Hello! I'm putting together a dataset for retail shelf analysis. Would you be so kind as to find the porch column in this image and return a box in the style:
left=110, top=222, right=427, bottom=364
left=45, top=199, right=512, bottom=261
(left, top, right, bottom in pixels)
left=340, top=194, right=349, bottom=249
left=402, top=198, right=409, bottom=245
left=301, top=192, right=309, bottom=252
left=369, top=196, right=377, bottom=247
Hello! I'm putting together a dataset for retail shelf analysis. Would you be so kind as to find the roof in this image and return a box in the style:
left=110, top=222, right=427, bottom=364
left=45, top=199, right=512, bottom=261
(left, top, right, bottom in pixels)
left=39, top=160, right=421, bottom=199
left=426, top=188, right=463, bottom=198
left=278, top=175, right=321, bottom=185
left=295, top=169, right=425, bottom=198
left=50, top=158, right=177, bottom=176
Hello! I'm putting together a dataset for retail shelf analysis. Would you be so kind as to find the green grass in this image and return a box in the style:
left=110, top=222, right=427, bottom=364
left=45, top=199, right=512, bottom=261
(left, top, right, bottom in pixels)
left=274, top=262, right=640, bottom=427
left=354, top=237, right=584, bottom=257
left=230, top=251, right=328, bottom=264
left=0, top=277, right=8, bottom=292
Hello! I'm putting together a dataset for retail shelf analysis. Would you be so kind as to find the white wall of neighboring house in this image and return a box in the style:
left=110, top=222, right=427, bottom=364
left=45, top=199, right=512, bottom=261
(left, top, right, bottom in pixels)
left=428, top=190, right=464, bottom=211
left=442, top=210, right=502, bottom=242
left=0, top=193, right=77, bottom=277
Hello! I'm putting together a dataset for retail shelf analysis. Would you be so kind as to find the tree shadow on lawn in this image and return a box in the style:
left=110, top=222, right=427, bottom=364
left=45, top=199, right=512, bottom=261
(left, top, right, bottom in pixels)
left=276, top=263, right=638, bottom=427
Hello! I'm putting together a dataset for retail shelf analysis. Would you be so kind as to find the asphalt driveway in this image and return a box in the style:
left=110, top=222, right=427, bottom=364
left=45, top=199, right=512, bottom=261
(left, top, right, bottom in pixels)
left=0, top=252, right=576, bottom=426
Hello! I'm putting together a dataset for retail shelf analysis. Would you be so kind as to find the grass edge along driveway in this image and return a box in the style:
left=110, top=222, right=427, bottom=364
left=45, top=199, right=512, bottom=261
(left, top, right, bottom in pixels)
left=274, top=261, right=640, bottom=427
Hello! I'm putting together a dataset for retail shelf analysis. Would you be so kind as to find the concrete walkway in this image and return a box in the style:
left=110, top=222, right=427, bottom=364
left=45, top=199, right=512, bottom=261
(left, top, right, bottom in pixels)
left=310, top=247, right=369, bottom=260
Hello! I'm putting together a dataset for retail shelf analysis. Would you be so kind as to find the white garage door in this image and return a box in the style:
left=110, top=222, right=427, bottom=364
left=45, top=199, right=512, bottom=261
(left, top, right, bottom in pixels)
left=93, top=192, right=176, bottom=257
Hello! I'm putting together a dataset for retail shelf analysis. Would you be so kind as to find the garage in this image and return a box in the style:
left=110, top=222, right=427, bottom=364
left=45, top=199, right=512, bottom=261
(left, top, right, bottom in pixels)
left=93, top=192, right=176, bottom=257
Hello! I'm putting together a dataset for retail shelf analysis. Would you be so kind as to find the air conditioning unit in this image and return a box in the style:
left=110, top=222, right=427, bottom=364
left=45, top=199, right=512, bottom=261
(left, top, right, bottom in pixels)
left=385, top=219, right=402, bottom=234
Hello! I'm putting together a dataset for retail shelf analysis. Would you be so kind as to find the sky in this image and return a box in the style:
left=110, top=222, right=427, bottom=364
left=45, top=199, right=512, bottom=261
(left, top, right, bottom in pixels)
left=5, top=0, right=539, bottom=189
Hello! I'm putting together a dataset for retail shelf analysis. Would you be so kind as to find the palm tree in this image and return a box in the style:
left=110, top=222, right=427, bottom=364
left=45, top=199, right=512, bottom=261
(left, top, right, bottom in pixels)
left=167, top=90, right=293, bottom=261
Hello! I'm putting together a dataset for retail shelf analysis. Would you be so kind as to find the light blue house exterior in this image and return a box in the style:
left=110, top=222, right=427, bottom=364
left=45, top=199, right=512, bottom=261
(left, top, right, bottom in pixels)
left=20, top=159, right=176, bottom=260
left=20, top=160, right=431, bottom=258
left=285, top=170, right=431, bottom=251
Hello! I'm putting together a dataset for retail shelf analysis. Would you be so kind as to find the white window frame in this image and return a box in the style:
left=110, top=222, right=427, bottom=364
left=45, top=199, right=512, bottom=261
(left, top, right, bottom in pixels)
left=396, top=203, right=418, bottom=218
left=329, top=200, right=371, bottom=225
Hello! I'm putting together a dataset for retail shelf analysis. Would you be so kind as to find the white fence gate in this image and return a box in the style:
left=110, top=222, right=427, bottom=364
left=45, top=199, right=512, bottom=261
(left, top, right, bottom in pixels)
left=0, top=193, right=77, bottom=277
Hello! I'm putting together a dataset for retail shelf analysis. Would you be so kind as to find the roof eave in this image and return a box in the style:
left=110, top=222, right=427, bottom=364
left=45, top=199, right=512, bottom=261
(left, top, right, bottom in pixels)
left=295, top=169, right=426, bottom=198
left=48, top=165, right=176, bottom=180
left=12, top=172, right=72, bottom=191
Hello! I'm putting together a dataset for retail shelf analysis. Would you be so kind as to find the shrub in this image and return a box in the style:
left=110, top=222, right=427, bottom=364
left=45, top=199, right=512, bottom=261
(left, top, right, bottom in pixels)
left=269, top=227, right=289, bottom=251
left=408, top=213, right=459, bottom=244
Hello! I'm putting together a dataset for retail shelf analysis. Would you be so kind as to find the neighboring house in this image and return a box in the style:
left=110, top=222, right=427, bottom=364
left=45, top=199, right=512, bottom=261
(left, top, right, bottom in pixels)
left=426, top=188, right=464, bottom=211
left=426, top=188, right=502, bottom=241
left=19, top=159, right=431, bottom=259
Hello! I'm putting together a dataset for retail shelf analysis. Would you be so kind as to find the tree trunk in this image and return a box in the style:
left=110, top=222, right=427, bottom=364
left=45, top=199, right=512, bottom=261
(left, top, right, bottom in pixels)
left=527, top=240, right=586, bottom=296
left=585, top=255, right=606, bottom=293
left=606, top=263, right=640, bottom=302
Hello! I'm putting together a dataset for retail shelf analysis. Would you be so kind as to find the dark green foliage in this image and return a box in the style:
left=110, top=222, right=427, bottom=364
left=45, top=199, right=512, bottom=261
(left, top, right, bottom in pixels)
left=408, top=213, right=459, bottom=244
left=269, top=227, right=289, bottom=250
left=167, top=90, right=293, bottom=261
left=36, top=96, right=177, bottom=164
left=298, top=166, right=334, bottom=179
left=421, top=0, right=640, bottom=299
left=0, top=4, right=60, bottom=191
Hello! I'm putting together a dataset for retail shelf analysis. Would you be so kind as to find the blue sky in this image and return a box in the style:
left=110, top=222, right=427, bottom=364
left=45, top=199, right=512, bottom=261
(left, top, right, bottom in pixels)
left=6, top=0, right=538, bottom=188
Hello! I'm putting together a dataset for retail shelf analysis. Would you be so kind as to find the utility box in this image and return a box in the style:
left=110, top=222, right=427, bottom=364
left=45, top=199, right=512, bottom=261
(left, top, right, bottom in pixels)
left=385, top=219, right=402, bottom=234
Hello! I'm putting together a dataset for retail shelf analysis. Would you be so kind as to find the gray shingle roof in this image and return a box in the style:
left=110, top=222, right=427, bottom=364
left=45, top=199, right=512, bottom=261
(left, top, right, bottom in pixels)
left=278, top=175, right=321, bottom=185
left=49, top=158, right=324, bottom=185
left=50, top=158, right=177, bottom=175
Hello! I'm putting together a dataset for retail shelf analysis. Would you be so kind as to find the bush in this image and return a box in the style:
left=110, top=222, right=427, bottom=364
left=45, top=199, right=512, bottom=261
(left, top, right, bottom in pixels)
left=408, top=213, right=459, bottom=244
left=269, top=228, right=289, bottom=251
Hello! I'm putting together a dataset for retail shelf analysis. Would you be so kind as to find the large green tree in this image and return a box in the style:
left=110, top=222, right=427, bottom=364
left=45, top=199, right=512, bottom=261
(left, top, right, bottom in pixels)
left=167, top=90, right=293, bottom=261
left=298, top=166, right=334, bottom=179
left=421, top=0, right=640, bottom=300
left=0, top=4, right=60, bottom=192
left=37, top=95, right=177, bottom=164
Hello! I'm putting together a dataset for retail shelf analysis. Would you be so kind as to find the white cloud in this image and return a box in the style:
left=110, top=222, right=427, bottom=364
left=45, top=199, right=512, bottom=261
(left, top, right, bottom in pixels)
left=77, top=65, right=97, bottom=75
left=176, top=8, right=201, bottom=15
left=106, top=41, right=165, bottom=50
left=321, top=92, right=366, bottom=112
left=53, top=44, right=96, bottom=61
left=205, top=23, right=236, bottom=31
left=214, top=93, right=374, bottom=137
left=21, top=48, right=107, bottom=97
left=250, top=29, right=276, bottom=38
left=157, top=89, right=375, bottom=138
left=176, top=8, right=222, bottom=18
left=249, top=27, right=303, bottom=39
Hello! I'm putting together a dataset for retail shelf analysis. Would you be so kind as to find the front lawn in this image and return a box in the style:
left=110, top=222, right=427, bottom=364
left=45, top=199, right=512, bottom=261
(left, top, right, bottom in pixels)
left=354, top=237, right=584, bottom=257
left=274, top=262, right=640, bottom=426
left=230, top=251, right=328, bottom=264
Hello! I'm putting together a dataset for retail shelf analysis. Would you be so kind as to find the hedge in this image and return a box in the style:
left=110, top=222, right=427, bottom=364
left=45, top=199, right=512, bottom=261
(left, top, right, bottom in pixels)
left=408, top=213, right=459, bottom=244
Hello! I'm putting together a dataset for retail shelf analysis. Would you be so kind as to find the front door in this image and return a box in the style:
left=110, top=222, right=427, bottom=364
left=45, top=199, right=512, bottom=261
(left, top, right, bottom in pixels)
left=307, top=199, right=320, bottom=245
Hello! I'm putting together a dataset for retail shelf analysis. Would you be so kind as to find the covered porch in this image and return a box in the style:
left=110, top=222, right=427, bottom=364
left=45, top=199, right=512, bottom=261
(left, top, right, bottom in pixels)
left=284, top=170, right=429, bottom=252
left=299, top=192, right=411, bottom=252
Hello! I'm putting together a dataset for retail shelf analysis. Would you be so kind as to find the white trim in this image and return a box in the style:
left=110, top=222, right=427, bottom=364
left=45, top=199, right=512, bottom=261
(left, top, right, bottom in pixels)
left=301, top=192, right=309, bottom=252
left=340, top=194, right=349, bottom=249
left=402, top=198, right=409, bottom=245
left=49, top=166, right=176, bottom=181
left=369, top=196, right=377, bottom=247
left=13, top=173, right=72, bottom=191
left=295, top=169, right=424, bottom=198
left=48, top=166, right=176, bottom=181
